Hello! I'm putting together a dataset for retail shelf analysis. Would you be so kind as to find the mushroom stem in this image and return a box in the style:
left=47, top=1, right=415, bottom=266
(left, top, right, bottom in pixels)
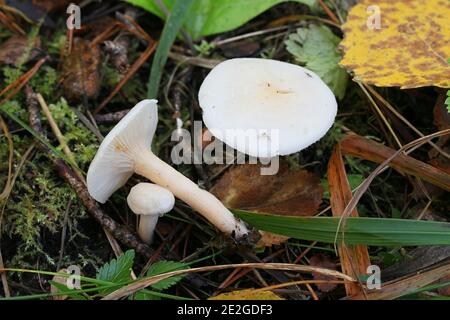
left=134, top=149, right=249, bottom=239
left=138, top=215, right=159, bottom=245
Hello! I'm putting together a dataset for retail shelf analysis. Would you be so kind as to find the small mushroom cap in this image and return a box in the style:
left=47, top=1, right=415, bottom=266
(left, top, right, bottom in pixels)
left=87, top=99, right=158, bottom=203
left=198, top=58, right=338, bottom=158
left=127, top=183, right=175, bottom=216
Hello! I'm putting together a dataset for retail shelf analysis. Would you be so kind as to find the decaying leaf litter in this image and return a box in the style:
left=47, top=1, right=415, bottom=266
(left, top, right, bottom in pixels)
left=0, top=0, right=449, bottom=300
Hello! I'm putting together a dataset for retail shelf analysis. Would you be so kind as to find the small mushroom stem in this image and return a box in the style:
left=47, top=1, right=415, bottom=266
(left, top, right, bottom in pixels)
left=134, top=150, right=249, bottom=239
left=138, top=215, right=159, bottom=245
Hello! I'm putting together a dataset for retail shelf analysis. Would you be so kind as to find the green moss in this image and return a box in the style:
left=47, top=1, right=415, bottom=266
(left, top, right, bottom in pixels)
left=44, top=29, right=66, bottom=56
left=29, top=66, right=58, bottom=99
left=0, top=97, right=102, bottom=276
left=2, top=66, right=23, bottom=86
left=44, top=98, right=98, bottom=169
left=2, top=63, right=58, bottom=108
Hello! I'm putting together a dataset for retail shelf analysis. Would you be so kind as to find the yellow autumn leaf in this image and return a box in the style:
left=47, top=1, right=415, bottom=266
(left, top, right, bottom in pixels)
left=340, top=0, right=450, bottom=88
left=209, top=289, right=284, bottom=300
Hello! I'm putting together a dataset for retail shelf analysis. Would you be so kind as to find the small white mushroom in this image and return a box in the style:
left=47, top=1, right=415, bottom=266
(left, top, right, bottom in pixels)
left=198, top=58, right=338, bottom=158
left=127, top=183, right=174, bottom=245
left=87, top=99, right=250, bottom=240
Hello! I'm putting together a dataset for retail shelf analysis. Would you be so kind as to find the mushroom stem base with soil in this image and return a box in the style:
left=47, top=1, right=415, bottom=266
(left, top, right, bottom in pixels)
left=134, top=149, right=250, bottom=240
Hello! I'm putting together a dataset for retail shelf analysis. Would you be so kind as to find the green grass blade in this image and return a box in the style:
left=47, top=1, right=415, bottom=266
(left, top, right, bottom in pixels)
left=234, top=210, right=450, bottom=246
left=147, top=0, right=195, bottom=98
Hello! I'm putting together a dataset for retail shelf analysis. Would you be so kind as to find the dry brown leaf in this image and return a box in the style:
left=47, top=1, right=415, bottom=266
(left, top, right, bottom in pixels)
left=211, top=162, right=323, bottom=215
left=0, top=36, right=41, bottom=66
left=309, top=253, right=339, bottom=293
left=328, top=145, right=370, bottom=296
left=257, top=231, right=290, bottom=247
left=210, top=289, right=284, bottom=300
left=211, top=162, right=323, bottom=246
left=62, top=38, right=101, bottom=100
left=340, top=0, right=450, bottom=88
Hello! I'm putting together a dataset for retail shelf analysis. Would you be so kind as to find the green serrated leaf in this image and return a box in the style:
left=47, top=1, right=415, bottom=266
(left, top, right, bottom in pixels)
left=146, top=260, right=189, bottom=290
left=96, top=250, right=135, bottom=295
left=286, top=24, right=348, bottom=99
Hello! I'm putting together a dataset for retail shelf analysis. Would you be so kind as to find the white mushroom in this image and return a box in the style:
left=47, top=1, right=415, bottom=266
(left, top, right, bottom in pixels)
left=127, top=183, right=174, bottom=245
left=198, top=58, right=338, bottom=158
left=87, top=99, right=250, bottom=240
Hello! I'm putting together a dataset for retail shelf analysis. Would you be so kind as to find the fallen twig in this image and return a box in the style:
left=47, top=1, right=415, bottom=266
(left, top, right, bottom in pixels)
left=94, top=109, right=130, bottom=124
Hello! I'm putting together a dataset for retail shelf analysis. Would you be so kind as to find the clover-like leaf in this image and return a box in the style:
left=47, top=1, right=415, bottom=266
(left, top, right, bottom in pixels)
left=286, top=24, right=349, bottom=99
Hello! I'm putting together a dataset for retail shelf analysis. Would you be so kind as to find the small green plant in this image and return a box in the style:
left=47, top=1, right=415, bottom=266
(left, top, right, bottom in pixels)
left=286, top=24, right=349, bottom=99
left=0, top=250, right=191, bottom=300
left=94, top=250, right=189, bottom=300
left=194, top=40, right=215, bottom=56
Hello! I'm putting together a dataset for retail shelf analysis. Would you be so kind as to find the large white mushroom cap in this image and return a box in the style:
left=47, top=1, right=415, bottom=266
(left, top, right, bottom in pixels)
left=198, top=58, right=338, bottom=158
